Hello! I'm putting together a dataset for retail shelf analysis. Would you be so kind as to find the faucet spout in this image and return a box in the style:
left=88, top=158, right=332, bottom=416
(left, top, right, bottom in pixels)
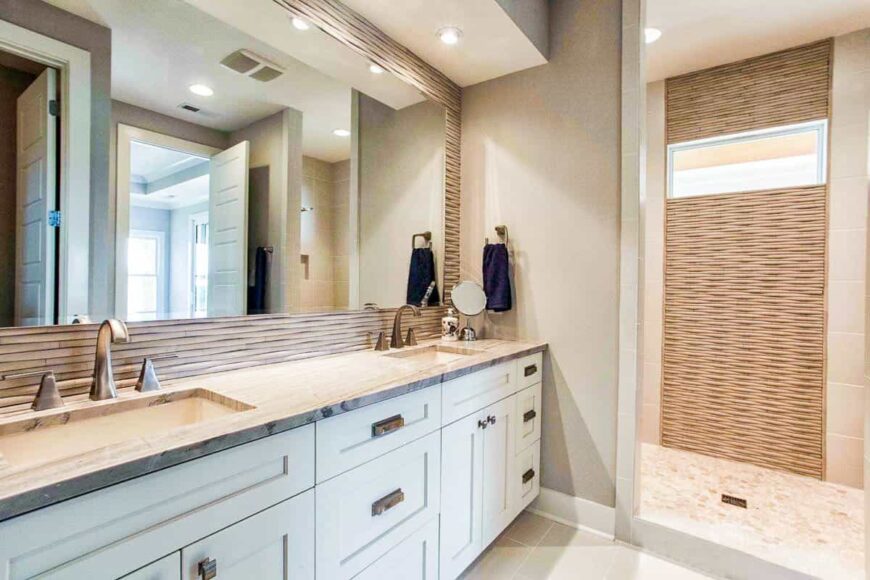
left=91, top=319, right=131, bottom=401
left=391, top=305, right=421, bottom=349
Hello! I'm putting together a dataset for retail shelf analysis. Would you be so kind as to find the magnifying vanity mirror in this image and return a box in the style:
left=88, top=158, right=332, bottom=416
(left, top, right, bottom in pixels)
left=0, top=0, right=448, bottom=328
left=451, top=281, right=487, bottom=341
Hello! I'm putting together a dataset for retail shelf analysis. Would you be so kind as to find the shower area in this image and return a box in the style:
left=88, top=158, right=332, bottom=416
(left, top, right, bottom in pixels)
left=638, top=34, right=870, bottom=579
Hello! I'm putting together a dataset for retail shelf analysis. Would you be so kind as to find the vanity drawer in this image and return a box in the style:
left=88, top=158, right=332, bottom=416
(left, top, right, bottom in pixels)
left=353, top=518, right=439, bottom=580
left=316, top=431, right=441, bottom=580
left=511, top=439, right=541, bottom=515
left=316, top=386, right=441, bottom=483
left=517, top=352, right=543, bottom=389
left=442, top=360, right=518, bottom=425
left=515, top=382, right=542, bottom=454
left=2, top=425, right=315, bottom=580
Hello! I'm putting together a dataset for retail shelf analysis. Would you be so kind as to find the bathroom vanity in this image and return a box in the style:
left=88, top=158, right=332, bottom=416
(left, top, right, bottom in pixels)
left=0, top=340, right=545, bottom=579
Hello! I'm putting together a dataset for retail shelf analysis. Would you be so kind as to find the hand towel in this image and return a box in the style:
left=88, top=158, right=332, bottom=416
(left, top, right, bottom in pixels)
left=406, top=247, right=440, bottom=306
left=483, top=243, right=512, bottom=312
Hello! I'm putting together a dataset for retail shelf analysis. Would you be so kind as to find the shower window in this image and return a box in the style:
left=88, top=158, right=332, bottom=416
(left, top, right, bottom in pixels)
left=667, top=120, right=828, bottom=198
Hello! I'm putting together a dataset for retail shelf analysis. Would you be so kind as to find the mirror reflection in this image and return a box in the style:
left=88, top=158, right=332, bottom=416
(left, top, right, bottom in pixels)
left=1, top=0, right=446, bottom=326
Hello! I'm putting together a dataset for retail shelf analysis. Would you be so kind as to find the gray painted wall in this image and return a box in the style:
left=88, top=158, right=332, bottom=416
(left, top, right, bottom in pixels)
left=0, top=0, right=113, bottom=321
left=461, top=0, right=621, bottom=506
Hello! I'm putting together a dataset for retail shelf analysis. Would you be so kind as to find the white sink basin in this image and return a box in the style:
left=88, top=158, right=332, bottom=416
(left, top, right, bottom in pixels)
left=384, top=344, right=482, bottom=365
left=0, top=389, right=252, bottom=469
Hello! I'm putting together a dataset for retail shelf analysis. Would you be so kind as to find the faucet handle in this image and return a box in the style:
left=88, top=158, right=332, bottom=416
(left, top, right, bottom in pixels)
left=135, top=354, right=176, bottom=392
left=373, top=331, right=389, bottom=351
left=2, top=370, right=64, bottom=411
left=405, top=328, right=418, bottom=346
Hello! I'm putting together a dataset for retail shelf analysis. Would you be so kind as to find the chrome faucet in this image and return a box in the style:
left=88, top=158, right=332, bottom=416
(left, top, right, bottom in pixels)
left=91, top=319, right=131, bottom=401
left=391, top=305, right=421, bottom=349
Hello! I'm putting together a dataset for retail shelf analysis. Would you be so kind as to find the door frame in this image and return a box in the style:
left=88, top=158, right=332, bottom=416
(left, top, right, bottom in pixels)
left=114, top=124, right=219, bottom=320
left=0, top=18, right=91, bottom=324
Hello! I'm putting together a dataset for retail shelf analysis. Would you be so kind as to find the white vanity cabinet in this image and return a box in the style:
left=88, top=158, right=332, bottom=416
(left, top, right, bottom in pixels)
left=439, top=354, right=544, bottom=580
left=0, top=349, right=544, bottom=580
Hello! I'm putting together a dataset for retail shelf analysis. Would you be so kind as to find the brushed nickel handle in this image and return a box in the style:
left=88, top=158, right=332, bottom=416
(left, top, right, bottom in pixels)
left=372, top=414, right=405, bottom=438
left=372, top=488, right=404, bottom=516
left=198, top=557, right=217, bottom=580
left=524, top=363, right=538, bottom=377
left=522, top=468, right=536, bottom=484
left=523, top=409, right=537, bottom=423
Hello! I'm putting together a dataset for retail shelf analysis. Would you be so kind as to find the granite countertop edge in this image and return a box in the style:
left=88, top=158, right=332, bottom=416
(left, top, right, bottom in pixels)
left=0, top=341, right=547, bottom=522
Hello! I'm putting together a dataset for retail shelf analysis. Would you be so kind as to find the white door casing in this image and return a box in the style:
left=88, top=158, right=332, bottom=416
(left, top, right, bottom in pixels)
left=207, top=141, right=249, bottom=317
left=15, top=68, right=57, bottom=326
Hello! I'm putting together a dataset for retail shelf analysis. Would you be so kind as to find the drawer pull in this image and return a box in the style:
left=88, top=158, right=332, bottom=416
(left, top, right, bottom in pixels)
left=198, top=557, right=217, bottom=580
left=372, top=488, right=405, bottom=516
left=372, top=414, right=405, bottom=438
left=522, top=469, right=536, bottom=484
left=524, top=363, right=538, bottom=377
left=523, top=409, right=537, bottom=423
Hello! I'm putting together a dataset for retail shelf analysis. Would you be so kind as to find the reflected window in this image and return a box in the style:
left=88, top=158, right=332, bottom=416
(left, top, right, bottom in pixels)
left=668, top=121, right=828, bottom=198
left=128, top=232, right=164, bottom=321
left=191, top=214, right=209, bottom=317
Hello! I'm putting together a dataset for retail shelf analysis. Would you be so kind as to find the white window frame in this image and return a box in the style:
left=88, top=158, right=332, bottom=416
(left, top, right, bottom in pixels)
left=127, top=229, right=166, bottom=320
left=189, top=211, right=209, bottom=318
left=666, top=119, right=828, bottom=199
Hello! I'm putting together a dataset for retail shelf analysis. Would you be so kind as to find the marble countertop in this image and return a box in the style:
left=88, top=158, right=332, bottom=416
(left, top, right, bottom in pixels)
left=0, top=338, right=546, bottom=521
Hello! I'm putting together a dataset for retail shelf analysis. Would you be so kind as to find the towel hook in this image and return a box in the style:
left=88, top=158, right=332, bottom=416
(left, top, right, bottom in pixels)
left=487, top=225, right=509, bottom=245
left=412, top=231, right=432, bottom=250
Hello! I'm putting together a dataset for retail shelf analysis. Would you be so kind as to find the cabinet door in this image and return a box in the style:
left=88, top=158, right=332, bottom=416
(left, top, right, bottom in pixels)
left=180, top=490, right=314, bottom=580
left=353, top=519, right=438, bottom=580
left=439, top=409, right=487, bottom=580
left=120, top=553, right=180, bottom=580
left=481, top=395, right=517, bottom=546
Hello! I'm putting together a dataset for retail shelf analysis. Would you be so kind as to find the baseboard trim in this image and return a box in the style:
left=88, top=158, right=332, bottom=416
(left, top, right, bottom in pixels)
left=528, top=487, right=615, bottom=538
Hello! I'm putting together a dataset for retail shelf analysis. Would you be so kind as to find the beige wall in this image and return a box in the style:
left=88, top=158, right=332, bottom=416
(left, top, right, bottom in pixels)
left=332, top=160, right=351, bottom=309
left=828, top=28, right=869, bottom=488
left=230, top=109, right=302, bottom=315
left=301, top=156, right=339, bottom=312
left=0, top=65, right=36, bottom=327
left=358, top=95, right=445, bottom=309
left=461, top=0, right=622, bottom=505
left=642, top=30, right=870, bottom=488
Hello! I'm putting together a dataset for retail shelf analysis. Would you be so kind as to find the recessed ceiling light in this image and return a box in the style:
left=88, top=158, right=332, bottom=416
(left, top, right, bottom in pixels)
left=292, top=17, right=310, bottom=31
left=437, top=27, right=463, bottom=46
left=333, top=128, right=351, bottom=137
left=189, top=84, right=214, bottom=97
left=369, top=63, right=385, bottom=74
left=644, top=27, right=662, bottom=44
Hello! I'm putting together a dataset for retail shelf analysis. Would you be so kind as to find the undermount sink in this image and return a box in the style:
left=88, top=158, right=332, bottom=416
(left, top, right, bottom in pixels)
left=384, top=344, right=481, bottom=364
left=0, top=388, right=252, bottom=470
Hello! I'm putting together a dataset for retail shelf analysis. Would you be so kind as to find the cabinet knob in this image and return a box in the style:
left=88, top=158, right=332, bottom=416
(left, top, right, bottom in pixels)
left=198, top=557, right=217, bottom=580
left=478, top=418, right=488, bottom=429
left=488, top=415, right=497, bottom=425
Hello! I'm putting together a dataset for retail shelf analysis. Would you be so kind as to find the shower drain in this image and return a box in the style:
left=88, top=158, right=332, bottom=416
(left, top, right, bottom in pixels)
left=721, top=494, right=748, bottom=509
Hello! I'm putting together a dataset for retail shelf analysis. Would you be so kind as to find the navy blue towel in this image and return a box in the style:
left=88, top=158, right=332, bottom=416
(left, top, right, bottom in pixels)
left=407, top=247, right=440, bottom=306
left=483, top=243, right=512, bottom=312
left=248, top=247, right=269, bottom=314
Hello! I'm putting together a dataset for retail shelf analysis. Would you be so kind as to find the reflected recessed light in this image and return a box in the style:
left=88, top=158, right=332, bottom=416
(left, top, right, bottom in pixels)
left=437, top=27, right=462, bottom=45
left=644, top=27, right=662, bottom=44
left=292, top=17, right=310, bottom=31
left=333, top=128, right=351, bottom=137
left=189, top=84, right=214, bottom=97
left=369, top=63, right=385, bottom=74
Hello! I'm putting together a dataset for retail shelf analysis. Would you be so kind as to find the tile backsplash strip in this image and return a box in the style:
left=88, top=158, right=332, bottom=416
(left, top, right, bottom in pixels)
left=0, top=307, right=445, bottom=415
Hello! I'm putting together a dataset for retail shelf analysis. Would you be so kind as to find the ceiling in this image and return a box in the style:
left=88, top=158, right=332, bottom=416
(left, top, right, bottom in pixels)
left=340, top=0, right=547, bottom=87
left=647, top=0, right=870, bottom=81
left=130, top=141, right=209, bottom=210
left=46, top=0, right=358, bottom=162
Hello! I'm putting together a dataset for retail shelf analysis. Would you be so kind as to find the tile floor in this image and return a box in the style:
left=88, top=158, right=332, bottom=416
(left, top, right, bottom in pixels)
left=460, top=511, right=711, bottom=579
left=640, top=443, right=865, bottom=579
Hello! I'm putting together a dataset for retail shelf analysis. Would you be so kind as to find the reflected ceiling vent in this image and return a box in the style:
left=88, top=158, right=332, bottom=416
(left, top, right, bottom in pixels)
left=221, top=49, right=285, bottom=82
left=178, top=103, right=201, bottom=113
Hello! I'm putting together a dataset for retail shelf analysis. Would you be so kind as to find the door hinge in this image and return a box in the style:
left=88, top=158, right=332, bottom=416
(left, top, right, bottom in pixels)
left=48, top=210, right=62, bottom=228
left=49, top=100, right=59, bottom=117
